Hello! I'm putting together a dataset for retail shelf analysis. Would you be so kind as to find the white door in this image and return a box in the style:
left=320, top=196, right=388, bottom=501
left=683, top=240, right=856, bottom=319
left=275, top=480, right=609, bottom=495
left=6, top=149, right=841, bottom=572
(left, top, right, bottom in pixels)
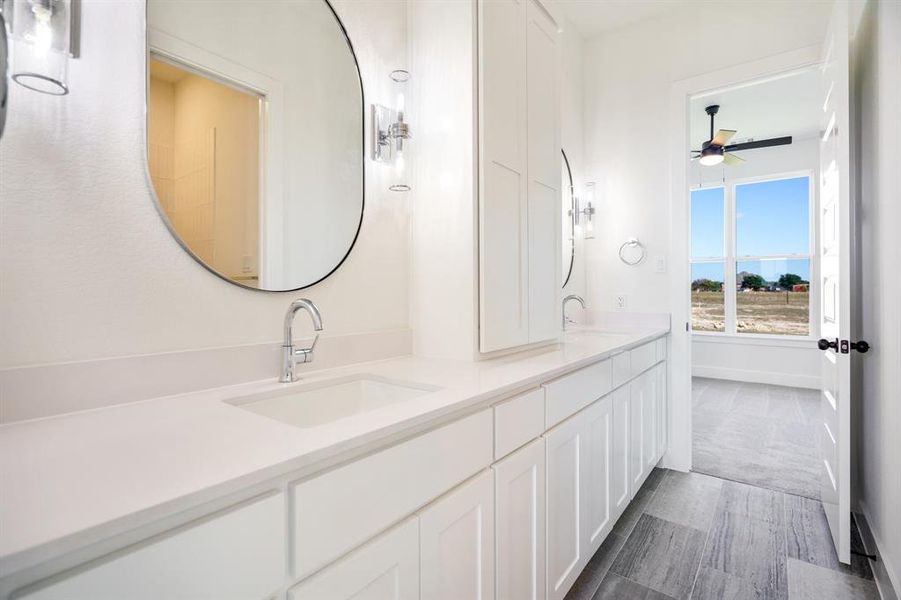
left=544, top=415, right=584, bottom=600
left=420, top=470, right=495, bottom=600
left=611, top=386, right=631, bottom=516
left=290, top=517, right=420, bottom=600
left=582, top=397, right=614, bottom=556
left=494, top=438, right=546, bottom=600
left=817, top=0, right=854, bottom=565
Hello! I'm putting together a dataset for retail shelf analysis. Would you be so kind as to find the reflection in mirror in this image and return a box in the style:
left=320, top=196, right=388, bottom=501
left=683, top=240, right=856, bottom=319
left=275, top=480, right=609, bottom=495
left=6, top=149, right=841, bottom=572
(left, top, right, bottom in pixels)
left=146, top=0, right=363, bottom=291
left=561, top=150, right=575, bottom=287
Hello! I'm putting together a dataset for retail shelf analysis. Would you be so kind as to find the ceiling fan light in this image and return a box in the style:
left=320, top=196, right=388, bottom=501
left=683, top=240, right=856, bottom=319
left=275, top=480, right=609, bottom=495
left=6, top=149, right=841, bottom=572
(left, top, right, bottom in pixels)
left=699, top=153, right=724, bottom=166
left=699, top=145, right=724, bottom=166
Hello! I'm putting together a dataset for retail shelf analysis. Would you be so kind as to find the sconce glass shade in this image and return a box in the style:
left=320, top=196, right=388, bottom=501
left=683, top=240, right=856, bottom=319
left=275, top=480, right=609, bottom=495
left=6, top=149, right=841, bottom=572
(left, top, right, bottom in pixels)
left=372, top=69, right=411, bottom=192
left=6, top=0, right=77, bottom=95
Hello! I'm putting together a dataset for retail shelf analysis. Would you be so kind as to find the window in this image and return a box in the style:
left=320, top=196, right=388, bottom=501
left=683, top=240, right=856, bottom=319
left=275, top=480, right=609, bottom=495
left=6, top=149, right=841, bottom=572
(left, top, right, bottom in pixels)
left=690, top=175, right=813, bottom=336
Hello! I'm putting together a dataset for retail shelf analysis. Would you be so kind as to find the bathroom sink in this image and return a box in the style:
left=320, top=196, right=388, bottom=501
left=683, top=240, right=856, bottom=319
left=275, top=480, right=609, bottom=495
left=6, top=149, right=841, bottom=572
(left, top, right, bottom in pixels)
left=226, top=375, right=440, bottom=428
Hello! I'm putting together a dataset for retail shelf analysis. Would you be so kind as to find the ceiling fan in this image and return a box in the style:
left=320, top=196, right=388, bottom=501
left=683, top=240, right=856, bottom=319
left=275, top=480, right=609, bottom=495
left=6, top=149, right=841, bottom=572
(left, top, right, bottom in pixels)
left=692, top=105, right=793, bottom=167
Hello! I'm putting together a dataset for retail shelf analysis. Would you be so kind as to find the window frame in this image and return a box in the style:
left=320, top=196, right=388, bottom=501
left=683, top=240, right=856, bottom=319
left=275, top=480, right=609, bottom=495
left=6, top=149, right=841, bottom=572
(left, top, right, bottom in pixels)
left=689, top=169, right=818, bottom=340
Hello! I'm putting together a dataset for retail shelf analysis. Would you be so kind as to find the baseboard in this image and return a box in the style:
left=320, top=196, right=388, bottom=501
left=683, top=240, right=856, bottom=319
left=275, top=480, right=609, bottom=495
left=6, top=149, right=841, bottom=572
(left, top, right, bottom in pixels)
left=692, top=365, right=820, bottom=389
left=856, top=502, right=900, bottom=600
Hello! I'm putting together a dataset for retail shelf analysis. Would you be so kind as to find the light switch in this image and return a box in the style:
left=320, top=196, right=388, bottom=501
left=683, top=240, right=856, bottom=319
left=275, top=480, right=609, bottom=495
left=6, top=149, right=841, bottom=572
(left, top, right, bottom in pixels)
left=615, top=295, right=627, bottom=310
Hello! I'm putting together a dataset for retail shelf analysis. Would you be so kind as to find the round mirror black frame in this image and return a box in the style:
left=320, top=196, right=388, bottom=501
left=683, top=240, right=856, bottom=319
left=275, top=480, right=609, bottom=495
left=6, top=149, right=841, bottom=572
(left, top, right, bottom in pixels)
left=142, top=0, right=365, bottom=292
left=562, top=149, right=575, bottom=288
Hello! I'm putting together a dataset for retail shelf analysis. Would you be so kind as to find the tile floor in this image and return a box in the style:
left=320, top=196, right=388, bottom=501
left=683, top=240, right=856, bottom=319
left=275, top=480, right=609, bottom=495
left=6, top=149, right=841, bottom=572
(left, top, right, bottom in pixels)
left=691, top=377, right=821, bottom=500
left=565, top=469, right=879, bottom=600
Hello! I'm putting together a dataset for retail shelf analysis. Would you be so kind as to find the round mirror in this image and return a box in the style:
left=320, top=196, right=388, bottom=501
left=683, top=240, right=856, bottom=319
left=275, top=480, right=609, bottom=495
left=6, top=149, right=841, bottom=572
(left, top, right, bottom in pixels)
left=562, top=150, right=575, bottom=287
left=145, top=0, right=363, bottom=291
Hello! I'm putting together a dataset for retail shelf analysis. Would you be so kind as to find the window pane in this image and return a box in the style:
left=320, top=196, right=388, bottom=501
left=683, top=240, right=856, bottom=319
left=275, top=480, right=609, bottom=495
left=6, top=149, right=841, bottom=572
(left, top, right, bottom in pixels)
left=736, top=258, right=810, bottom=336
left=691, top=262, right=725, bottom=332
left=736, top=177, right=809, bottom=256
left=691, top=187, right=725, bottom=258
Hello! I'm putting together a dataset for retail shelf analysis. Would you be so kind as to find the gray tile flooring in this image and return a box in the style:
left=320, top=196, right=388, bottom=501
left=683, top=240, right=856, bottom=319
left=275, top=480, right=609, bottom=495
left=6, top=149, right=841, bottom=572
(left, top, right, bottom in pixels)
left=565, top=469, right=878, bottom=600
left=692, top=377, right=822, bottom=500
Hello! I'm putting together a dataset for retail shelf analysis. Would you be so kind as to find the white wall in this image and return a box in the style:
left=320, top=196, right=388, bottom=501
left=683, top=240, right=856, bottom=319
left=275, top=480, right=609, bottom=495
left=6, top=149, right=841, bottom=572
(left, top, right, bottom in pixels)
left=690, top=138, right=822, bottom=389
left=853, top=0, right=901, bottom=594
left=0, top=0, right=411, bottom=419
left=581, top=1, right=831, bottom=316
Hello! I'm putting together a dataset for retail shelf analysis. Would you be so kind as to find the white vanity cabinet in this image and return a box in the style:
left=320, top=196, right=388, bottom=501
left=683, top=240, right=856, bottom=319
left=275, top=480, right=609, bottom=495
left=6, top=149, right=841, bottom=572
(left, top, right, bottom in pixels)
left=611, top=386, right=632, bottom=514
left=419, top=470, right=495, bottom=600
left=544, top=410, right=585, bottom=600
left=494, top=438, right=546, bottom=600
left=479, top=0, right=561, bottom=352
left=6, top=336, right=670, bottom=600
left=544, top=394, right=616, bottom=600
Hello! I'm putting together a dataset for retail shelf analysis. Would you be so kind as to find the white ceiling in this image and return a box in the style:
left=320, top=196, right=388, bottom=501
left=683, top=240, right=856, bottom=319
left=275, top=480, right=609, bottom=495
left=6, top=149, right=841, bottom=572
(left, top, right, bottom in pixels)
left=689, top=68, right=823, bottom=151
left=556, top=0, right=688, bottom=38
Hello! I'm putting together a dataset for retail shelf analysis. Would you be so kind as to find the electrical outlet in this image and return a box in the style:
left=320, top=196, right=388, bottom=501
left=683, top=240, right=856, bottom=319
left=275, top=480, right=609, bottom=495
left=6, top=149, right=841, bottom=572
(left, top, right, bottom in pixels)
left=655, top=255, right=667, bottom=273
left=615, top=295, right=627, bottom=310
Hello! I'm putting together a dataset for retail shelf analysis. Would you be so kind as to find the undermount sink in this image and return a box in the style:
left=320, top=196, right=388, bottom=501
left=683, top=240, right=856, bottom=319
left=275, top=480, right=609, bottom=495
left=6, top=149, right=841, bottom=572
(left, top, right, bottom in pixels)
left=226, top=375, right=441, bottom=428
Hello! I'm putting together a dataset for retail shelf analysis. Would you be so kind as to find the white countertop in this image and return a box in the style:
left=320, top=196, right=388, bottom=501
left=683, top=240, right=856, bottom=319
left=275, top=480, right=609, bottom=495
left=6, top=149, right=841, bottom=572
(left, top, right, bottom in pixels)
left=0, top=328, right=667, bottom=576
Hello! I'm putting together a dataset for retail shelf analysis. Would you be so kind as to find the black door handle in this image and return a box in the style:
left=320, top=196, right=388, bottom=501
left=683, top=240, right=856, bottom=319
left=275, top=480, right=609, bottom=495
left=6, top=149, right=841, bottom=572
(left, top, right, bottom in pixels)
left=818, top=338, right=838, bottom=351
left=851, top=340, right=870, bottom=353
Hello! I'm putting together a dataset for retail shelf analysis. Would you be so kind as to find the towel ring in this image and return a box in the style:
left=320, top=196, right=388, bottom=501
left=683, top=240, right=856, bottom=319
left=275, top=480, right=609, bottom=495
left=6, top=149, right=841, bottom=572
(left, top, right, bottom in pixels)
left=619, top=238, right=646, bottom=266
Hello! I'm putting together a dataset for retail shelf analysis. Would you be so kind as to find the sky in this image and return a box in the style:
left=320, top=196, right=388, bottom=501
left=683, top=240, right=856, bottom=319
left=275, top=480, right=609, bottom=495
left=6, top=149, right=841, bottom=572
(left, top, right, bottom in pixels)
left=691, top=176, right=811, bottom=282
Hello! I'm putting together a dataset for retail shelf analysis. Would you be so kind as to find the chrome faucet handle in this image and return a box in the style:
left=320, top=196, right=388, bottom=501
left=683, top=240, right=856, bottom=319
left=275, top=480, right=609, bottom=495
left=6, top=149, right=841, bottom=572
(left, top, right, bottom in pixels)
left=294, top=333, right=320, bottom=365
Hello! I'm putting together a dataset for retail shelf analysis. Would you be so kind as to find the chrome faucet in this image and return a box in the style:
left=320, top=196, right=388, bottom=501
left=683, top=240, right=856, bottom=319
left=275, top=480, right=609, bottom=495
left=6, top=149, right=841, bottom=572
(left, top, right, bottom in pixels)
left=562, top=294, right=585, bottom=330
left=281, top=298, right=323, bottom=383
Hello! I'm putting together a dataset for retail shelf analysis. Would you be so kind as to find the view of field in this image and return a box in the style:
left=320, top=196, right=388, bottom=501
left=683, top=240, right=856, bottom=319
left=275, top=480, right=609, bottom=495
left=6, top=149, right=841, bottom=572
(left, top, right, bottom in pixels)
left=692, top=291, right=810, bottom=335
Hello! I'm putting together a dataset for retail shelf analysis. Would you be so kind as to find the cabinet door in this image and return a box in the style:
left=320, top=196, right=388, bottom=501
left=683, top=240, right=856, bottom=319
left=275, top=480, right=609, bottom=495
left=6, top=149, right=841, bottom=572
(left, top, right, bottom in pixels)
left=525, top=0, right=561, bottom=343
left=612, top=386, right=631, bottom=517
left=643, top=369, right=658, bottom=472
left=544, top=415, right=584, bottom=600
left=655, top=363, right=667, bottom=462
left=420, top=470, right=495, bottom=600
left=479, top=0, right=528, bottom=352
left=582, top=397, right=614, bottom=556
left=289, top=518, right=419, bottom=600
left=629, top=375, right=648, bottom=496
left=494, top=438, right=546, bottom=600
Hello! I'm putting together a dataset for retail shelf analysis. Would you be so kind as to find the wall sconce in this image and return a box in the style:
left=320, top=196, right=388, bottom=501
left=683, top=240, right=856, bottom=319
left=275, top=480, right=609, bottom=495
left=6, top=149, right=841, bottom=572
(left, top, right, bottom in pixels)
left=4, top=0, right=78, bottom=96
left=372, top=69, right=411, bottom=192
left=574, top=181, right=596, bottom=239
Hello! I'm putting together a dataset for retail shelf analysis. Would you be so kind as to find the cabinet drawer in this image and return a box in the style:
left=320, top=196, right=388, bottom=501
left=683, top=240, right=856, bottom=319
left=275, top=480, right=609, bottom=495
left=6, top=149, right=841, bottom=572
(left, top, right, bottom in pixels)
left=611, top=352, right=631, bottom=388
left=291, top=409, right=493, bottom=579
left=630, top=342, right=656, bottom=377
left=544, top=359, right=612, bottom=428
left=655, top=337, right=667, bottom=362
left=494, top=388, right=545, bottom=459
left=19, top=493, right=285, bottom=600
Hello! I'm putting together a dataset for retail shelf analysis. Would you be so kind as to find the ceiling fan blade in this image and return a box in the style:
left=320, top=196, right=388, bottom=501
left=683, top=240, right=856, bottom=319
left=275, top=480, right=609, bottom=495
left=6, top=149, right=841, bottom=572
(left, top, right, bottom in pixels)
left=711, top=129, right=737, bottom=146
left=723, top=152, right=745, bottom=166
left=725, top=136, right=792, bottom=152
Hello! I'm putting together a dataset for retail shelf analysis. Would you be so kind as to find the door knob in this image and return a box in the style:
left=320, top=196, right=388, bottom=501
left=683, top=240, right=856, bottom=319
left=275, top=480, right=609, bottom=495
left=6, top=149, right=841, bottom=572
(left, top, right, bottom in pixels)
left=817, top=338, right=838, bottom=351
left=851, top=340, right=870, bottom=353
